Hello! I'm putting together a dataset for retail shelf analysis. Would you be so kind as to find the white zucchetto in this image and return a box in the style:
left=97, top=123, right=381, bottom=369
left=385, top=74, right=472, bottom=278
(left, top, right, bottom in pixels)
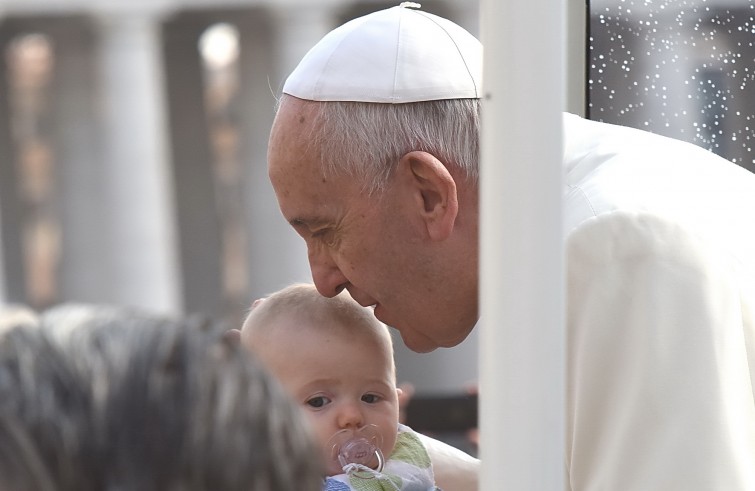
left=282, top=4, right=482, bottom=103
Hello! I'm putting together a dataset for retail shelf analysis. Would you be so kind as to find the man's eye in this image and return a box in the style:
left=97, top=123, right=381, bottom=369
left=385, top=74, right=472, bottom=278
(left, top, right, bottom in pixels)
left=361, top=394, right=380, bottom=404
left=311, top=228, right=337, bottom=246
left=312, top=229, right=331, bottom=241
left=306, top=396, right=330, bottom=408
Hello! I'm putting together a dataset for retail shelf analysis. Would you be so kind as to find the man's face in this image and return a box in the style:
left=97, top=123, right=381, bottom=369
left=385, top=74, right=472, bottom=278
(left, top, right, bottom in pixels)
left=267, top=98, right=476, bottom=352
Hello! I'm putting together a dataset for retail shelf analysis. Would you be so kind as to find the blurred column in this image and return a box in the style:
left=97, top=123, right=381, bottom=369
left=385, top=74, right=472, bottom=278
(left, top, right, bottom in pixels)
left=0, top=20, right=27, bottom=304
left=161, top=11, right=224, bottom=318
left=49, top=17, right=110, bottom=304
left=237, top=5, right=334, bottom=302
left=93, top=11, right=180, bottom=313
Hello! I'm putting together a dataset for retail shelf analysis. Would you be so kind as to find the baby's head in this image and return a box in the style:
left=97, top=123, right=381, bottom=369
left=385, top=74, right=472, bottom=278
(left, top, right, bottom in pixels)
left=240, top=283, right=400, bottom=476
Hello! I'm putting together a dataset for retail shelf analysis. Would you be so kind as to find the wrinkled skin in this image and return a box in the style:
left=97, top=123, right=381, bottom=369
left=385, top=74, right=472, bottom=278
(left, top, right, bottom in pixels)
left=268, top=97, right=479, bottom=352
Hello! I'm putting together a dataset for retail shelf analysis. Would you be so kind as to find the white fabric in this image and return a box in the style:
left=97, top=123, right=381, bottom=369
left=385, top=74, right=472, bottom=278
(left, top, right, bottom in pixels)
left=282, top=5, right=482, bottom=103
left=563, top=113, right=755, bottom=490
left=415, top=433, right=479, bottom=491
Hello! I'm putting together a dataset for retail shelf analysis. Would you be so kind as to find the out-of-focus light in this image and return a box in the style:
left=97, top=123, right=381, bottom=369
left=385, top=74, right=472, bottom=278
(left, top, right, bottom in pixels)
left=199, top=23, right=239, bottom=69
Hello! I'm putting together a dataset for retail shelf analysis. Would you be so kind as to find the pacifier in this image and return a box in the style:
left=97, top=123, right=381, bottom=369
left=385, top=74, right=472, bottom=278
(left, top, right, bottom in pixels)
left=327, top=424, right=385, bottom=477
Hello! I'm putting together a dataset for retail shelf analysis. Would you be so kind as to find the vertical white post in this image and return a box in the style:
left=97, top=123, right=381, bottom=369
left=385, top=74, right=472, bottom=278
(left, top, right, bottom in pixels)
left=0, top=216, right=6, bottom=304
left=479, top=0, right=565, bottom=489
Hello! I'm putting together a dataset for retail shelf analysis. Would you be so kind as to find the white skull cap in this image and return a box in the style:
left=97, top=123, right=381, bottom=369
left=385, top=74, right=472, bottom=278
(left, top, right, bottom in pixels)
left=282, top=3, right=482, bottom=103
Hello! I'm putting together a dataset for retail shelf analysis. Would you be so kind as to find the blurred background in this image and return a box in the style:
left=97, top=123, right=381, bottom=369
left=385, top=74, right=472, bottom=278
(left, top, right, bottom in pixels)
left=0, top=0, right=752, bottom=408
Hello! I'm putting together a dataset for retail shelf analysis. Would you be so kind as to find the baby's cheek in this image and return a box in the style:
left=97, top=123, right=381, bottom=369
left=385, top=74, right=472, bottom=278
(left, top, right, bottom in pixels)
left=380, top=429, right=398, bottom=460
left=301, top=412, right=332, bottom=451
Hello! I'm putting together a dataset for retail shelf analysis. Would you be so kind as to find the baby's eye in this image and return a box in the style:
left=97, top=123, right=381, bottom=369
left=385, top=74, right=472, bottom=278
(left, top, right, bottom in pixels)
left=306, top=396, right=331, bottom=408
left=361, top=394, right=380, bottom=404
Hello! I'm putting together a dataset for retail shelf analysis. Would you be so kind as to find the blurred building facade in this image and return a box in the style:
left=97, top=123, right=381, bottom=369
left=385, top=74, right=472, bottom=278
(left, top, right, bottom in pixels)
left=0, top=0, right=481, bottom=393
left=1, top=0, right=753, bottom=392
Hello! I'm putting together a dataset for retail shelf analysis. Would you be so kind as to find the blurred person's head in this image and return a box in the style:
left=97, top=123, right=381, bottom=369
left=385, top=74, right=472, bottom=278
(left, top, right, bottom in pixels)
left=241, top=284, right=401, bottom=476
left=0, top=303, right=38, bottom=337
left=0, top=303, right=322, bottom=491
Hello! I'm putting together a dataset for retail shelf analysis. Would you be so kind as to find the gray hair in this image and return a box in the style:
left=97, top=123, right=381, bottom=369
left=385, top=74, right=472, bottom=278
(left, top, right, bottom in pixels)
left=0, top=304, right=322, bottom=491
left=0, top=304, right=38, bottom=337
left=286, top=94, right=481, bottom=194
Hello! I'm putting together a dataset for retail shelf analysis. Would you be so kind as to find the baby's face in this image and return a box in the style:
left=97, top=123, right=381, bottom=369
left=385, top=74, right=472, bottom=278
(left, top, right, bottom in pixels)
left=251, top=319, right=400, bottom=476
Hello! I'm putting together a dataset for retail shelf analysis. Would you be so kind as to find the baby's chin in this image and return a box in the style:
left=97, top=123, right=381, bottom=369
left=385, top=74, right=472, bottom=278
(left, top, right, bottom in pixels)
left=325, top=459, right=344, bottom=477
left=323, top=450, right=383, bottom=476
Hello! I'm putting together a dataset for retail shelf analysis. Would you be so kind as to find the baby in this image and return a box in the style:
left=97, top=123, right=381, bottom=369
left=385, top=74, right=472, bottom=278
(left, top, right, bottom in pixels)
left=240, top=283, right=439, bottom=490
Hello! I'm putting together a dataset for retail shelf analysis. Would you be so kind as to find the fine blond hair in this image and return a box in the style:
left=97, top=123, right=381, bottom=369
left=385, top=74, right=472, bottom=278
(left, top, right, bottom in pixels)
left=242, top=283, right=394, bottom=361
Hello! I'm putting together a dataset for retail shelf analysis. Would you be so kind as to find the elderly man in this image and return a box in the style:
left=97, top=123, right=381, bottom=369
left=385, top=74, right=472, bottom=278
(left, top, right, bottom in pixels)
left=267, top=4, right=755, bottom=489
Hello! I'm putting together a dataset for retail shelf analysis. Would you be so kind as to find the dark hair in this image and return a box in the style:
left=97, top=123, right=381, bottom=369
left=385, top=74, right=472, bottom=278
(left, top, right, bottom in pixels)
left=0, top=304, right=322, bottom=491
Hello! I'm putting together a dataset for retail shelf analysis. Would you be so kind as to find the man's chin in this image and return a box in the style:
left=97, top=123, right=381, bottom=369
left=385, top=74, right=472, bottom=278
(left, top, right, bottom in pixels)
left=375, top=310, right=434, bottom=351
left=398, top=331, right=439, bottom=354
left=398, top=323, right=476, bottom=353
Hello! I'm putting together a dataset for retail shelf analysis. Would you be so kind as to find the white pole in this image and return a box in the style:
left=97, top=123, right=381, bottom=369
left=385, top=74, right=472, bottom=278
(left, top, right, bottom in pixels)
left=479, top=0, right=565, bottom=489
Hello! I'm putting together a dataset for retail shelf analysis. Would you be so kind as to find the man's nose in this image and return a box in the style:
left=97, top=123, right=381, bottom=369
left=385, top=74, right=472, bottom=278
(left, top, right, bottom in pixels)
left=308, top=248, right=348, bottom=298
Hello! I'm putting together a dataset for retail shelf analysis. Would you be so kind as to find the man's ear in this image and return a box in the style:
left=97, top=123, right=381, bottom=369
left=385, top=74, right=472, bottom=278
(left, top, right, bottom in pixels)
left=397, top=151, right=459, bottom=241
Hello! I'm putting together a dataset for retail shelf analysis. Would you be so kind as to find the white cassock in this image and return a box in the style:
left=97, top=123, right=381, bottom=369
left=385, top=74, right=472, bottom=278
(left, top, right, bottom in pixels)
left=564, top=114, right=755, bottom=490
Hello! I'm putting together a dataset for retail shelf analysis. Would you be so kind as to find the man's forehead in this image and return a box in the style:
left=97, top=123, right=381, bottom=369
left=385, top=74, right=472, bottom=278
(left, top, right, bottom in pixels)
left=277, top=186, right=342, bottom=226
left=269, top=105, right=324, bottom=175
left=274, top=97, right=319, bottom=134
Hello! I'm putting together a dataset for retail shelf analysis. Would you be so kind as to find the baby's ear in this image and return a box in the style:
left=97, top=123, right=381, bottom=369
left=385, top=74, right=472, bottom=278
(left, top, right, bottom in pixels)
left=224, top=328, right=242, bottom=343
left=396, top=385, right=412, bottom=424
left=397, top=382, right=414, bottom=405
